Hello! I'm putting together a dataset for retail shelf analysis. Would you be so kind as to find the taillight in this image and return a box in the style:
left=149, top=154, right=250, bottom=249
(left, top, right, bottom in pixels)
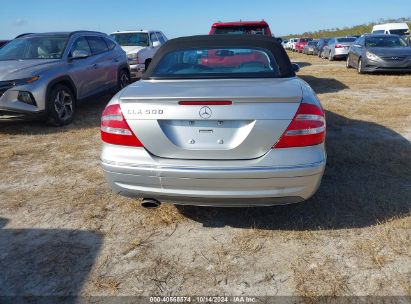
left=335, top=44, right=343, bottom=48
left=274, top=102, right=326, bottom=148
left=101, top=104, right=143, bottom=147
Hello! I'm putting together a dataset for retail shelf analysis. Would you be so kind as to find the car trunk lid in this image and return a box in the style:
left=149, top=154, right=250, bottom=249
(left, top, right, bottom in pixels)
left=119, top=78, right=302, bottom=160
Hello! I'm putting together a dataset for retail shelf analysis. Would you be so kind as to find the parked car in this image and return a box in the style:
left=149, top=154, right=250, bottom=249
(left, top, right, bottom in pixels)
left=100, top=35, right=326, bottom=208
left=0, top=40, right=9, bottom=48
left=209, top=21, right=272, bottom=36
left=295, top=38, right=313, bottom=53
left=303, top=40, right=319, bottom=55
left=285, top=38, right=297, bottom=50
left=322, top=37, right=357, bottom=60
left=289, top=38, right=299, bottom=51
left=314, top=38, right=330, bottom=57
left=281, top=40, right=289, bottom=48
left=0, top=31, right=130, bottom=125
left=347, top=34, right=411, bottom=73
left=110, top=30, right=167, bottom=79
left=372, top=23, right=410, bottom=36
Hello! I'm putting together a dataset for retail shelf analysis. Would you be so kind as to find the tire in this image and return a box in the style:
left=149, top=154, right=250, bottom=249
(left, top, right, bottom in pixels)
left=328, top=51, right=334, bottom=61
left=117, top=69, right=130, bottom=91
left=346, top=56, right=351, bottom=69
left=46, top=84, right=76, bottom=126
left=357, top=58, right=365, bottom=74
left=145, top=59, right=152, bottom=71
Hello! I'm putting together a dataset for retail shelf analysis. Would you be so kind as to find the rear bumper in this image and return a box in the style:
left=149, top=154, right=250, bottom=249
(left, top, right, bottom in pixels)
left=101, top=144, right=326, bottom=206
left=334, top=48, right=350, bottom=57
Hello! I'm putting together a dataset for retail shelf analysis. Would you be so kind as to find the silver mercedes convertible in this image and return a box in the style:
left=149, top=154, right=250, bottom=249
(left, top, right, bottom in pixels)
left=100, top=35, right=326, bottom=207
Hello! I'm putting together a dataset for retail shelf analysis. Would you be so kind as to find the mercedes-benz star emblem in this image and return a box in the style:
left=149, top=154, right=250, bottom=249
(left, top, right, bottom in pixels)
left=199, top=106, right=212, bottom=119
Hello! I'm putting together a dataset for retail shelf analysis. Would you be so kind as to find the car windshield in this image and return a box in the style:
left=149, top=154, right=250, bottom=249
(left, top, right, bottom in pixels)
left=214, top=26, right=268, bottom=35
left=151, top=47, right=279, bottom=79
left=336, top=37, right=356, bottom=43
left=110, top=33, right=149, bottom=47
left=0, top=36, right=68, bottom=60
left=365, top=36, right=408, bottom=47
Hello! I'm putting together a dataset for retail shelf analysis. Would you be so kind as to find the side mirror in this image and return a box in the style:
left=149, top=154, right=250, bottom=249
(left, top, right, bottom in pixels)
left=70, top=50, right=90, bottom=60
left=292, top=63, right=300, bottom=73
left=152, top=41, right=161, bottom=48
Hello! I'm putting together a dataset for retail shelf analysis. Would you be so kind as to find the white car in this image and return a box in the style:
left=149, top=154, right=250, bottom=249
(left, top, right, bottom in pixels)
left=110, top=30, right=167, bottom=78
left=286, top=38, right=297, bottom=50
left=289, top=38, right=299, bottom=51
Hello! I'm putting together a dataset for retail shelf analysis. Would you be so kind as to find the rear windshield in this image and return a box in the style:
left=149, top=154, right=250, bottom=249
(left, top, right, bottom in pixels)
left=110, top=33, right=149, bottom=47
left=151, top=47, right=279, bottom=79
left=336, top=37, right=356, bottom=43
left=365, top=36, right=407, bottom=47
left=213, top=26, right=268, bottom=35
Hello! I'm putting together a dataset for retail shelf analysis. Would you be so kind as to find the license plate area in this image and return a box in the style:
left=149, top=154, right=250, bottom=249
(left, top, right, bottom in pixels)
left=158, top=120, right=255, bottom=150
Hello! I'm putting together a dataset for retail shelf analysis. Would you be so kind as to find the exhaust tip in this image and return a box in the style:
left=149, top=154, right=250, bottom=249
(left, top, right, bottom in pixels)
left=141, top=198, right=161, bottom=209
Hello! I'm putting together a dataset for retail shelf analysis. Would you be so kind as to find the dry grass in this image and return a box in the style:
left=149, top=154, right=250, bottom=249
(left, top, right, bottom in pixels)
left=93, top=276, right=121, bottom=295
left=292, top=255, right=350, bottom=297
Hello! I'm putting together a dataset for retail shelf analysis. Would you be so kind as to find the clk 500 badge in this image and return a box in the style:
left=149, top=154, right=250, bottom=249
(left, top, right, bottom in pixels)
left=128, top=109, right=164, bottom=115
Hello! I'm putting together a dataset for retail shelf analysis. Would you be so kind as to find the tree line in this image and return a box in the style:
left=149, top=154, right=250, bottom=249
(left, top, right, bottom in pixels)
left=282, top=17, right=411, bottom=39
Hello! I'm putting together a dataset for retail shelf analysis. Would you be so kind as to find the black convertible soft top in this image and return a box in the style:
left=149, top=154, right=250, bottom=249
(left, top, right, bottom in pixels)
left=142, top=35, right=295, bottom=79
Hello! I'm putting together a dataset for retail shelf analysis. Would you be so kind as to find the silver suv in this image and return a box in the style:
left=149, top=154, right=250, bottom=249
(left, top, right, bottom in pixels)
left=0, top=31, right=130, bottom=125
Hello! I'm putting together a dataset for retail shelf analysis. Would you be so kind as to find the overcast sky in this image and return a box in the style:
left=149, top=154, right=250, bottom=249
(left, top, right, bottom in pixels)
left=0, top=0, right=410, bottom=39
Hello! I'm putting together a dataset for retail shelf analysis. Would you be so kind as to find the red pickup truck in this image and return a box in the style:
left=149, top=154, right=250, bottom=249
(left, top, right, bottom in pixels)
left=295, top=38, right=313, bottom=53
left=209, top=21, right=272, bottom=36
left=206, top=21, right=274, bottom=68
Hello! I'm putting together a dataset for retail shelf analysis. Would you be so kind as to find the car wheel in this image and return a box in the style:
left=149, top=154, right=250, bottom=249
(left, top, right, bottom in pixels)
left=346, top=56, right=351, bottom=69
left=328, top=51, right=334, bottom=61
left=46, top=84, right=76, bottom=126
left=357, top=58, right=365, bottom=74
left=145, top=59, right=152, bottom=71
left=118, top=69, right=130, bottom=90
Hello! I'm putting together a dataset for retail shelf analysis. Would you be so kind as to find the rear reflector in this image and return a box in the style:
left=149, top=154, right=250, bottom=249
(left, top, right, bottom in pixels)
left=335, top=44, right=343, bottom=48
left=274, top=102, right=326, bottom=148
left=179, top=101, right=232, bottom=105
left=101, top=104, right=143, bottom=147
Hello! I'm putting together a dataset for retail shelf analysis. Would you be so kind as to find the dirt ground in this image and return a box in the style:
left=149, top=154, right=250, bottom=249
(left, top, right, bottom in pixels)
left=0, top=51, right=410, bottom=298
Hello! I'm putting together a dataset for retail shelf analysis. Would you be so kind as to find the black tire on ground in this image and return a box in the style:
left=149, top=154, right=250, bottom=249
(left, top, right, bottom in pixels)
left=346, top=56, right=351, bottom=69
left=46, top=84, right=76, bottom=126
left=145, top=59, right=152, bottom=71
left=117, top=69, right=130, bottom=91
left=357, top=58, right=365, bottom=74
left=328, top=51, right=334, bottom=61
